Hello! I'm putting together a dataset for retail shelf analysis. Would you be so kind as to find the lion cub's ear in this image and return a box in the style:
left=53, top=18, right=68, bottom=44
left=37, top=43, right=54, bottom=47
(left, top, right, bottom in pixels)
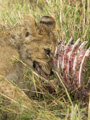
left=21, top=14, right=37, bottom=37
left=40, top=16, right=57, bottom=31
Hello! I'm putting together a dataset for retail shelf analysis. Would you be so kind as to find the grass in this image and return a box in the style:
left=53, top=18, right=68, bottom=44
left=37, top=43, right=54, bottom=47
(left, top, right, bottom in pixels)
left=0, top=0, right=90, bottom=120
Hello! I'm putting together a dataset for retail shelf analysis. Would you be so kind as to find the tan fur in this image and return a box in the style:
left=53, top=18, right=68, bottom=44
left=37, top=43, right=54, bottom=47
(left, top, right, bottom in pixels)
left=0, top=14, right=57, bottom=99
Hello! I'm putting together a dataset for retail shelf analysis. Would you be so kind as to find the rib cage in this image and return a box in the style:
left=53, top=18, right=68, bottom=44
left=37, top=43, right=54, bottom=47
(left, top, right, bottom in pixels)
left=54, top=37, right=90, bottom=91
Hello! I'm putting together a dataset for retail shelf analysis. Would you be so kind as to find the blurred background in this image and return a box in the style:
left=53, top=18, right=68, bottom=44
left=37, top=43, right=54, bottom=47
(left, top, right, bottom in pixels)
left=0, top=0, right=90, bottom=47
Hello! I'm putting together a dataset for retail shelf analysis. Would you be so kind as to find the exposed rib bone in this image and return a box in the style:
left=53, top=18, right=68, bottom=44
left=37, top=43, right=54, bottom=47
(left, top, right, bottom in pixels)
left=79, top=41, right=88, bottom=50
left=73, top=41, right=88, bottom=72
left=66, top=37, right=74, bottom=46
left=79, top=47, right=90, bottom=86
left=72, top=38, right=81, bottom=52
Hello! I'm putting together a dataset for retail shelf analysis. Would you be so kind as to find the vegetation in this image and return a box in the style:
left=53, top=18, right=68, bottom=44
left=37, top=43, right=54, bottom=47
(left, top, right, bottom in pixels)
left=0, top=0, right=90, bottom=120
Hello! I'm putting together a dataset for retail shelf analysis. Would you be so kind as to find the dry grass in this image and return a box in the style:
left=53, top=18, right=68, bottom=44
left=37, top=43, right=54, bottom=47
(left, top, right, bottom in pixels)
left=0, top=0, right=90, bottom=120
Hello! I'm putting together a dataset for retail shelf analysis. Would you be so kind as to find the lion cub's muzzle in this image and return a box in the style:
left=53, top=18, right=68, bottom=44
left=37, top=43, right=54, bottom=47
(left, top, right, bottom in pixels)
left=33, top=61, right=54, bottom=77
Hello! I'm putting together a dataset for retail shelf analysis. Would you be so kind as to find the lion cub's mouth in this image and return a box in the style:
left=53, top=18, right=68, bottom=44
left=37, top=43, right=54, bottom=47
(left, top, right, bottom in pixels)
left=33, top=61, right=53, bottom=78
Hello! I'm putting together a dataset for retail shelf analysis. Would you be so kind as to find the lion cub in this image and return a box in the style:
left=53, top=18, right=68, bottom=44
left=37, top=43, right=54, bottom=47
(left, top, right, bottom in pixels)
left=0, top=14, right=57, bottom=97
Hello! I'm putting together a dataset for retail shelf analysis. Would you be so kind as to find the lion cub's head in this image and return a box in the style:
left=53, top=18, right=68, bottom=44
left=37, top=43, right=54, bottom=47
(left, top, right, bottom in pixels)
left=20, top=14, right=57, bottom=76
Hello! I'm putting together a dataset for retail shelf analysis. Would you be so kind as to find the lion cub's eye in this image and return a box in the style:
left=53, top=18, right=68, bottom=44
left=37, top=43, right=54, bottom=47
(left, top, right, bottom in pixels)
left=44, top=49, right=51, bottom=56
left=25, top=32, right=30, bottom=37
